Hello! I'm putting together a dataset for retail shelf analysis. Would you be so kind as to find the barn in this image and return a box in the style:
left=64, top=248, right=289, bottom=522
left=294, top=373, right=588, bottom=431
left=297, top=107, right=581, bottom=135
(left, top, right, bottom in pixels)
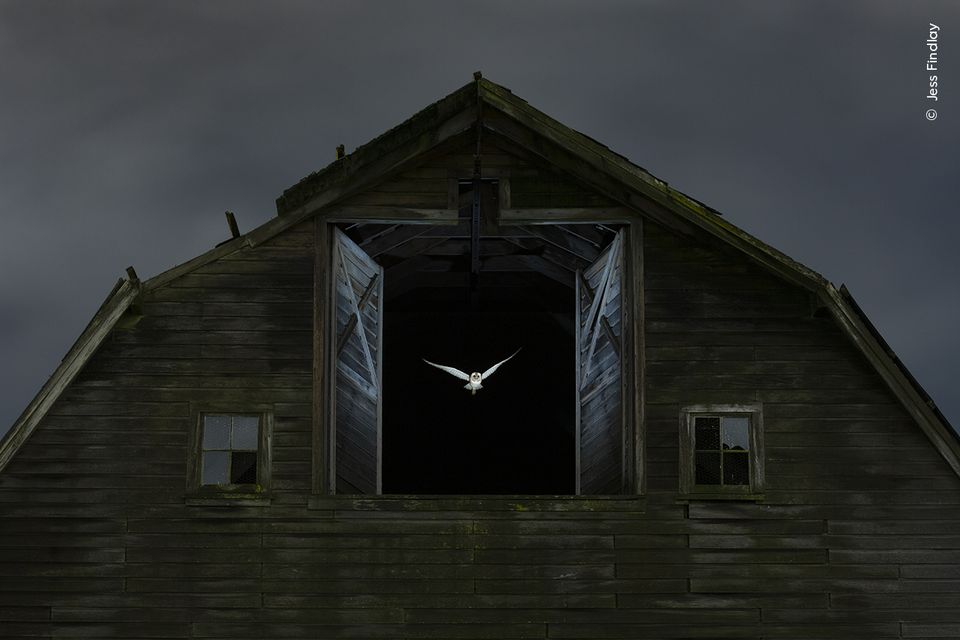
left=2, top=73, right=959, bottom=638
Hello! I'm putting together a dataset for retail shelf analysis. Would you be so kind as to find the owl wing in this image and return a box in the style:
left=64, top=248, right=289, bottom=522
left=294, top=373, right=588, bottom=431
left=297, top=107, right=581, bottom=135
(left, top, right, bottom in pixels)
left=423, top=359, right=471, bottom=381
left=480, top=348, right=522, bottom=380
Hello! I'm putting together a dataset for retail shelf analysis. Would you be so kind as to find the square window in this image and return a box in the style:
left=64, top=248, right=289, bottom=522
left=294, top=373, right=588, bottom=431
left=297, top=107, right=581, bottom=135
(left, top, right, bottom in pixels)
left=191, top=412, right=270, bottom=492
left=680, top=405, right=764, bottom=497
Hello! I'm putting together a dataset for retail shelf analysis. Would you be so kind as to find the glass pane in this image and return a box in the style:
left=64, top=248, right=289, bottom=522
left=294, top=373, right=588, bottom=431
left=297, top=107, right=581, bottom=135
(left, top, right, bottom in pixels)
left=723, top=452, right=750, bottom=485
left=722, top=417, right=750, bottom=451
left=695, top=451, right=721, bottom=485
left=694, top=417, right=720, bottom=450
left=231, top=451, right=258, bottom=484
left=233, top=417, right=259, bottom=450
left=202, top=415, right=230, bottom=450
left=201, top=451, right=229, bottom=485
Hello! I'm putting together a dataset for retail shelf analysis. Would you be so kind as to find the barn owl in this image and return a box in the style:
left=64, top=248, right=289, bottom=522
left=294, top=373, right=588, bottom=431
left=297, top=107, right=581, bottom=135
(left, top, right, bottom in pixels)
left=423, top=348, right=521, bottom=395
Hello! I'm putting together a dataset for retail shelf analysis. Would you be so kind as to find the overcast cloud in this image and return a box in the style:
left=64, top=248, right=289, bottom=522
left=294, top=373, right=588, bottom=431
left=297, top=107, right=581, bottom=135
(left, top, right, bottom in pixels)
left=1, top=0, right=957, bottom=433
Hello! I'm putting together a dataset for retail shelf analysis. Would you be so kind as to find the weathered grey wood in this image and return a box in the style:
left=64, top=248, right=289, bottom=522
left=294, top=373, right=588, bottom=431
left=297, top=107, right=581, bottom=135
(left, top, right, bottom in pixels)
left=313, top=218, right=331, bottom=495
left=577, top=232, right=625, bottom=495
left=332, top=228, right=383, bottom=495
left=501, top=207, right=633, bottom=224
left=2, top=76, right=960, bottom=640
left=497, top=177, right=511, bottom=210
left=141, top=239, right=246, bottom=291
left=325, top=206, right=458, bottom=225
left=823, top=284, right=960, bottom=477
left=522, top=225, right=601, bottom=262
left=361, top=226, right=439, bottom=258
left=272, top=102, right=478, bottom=221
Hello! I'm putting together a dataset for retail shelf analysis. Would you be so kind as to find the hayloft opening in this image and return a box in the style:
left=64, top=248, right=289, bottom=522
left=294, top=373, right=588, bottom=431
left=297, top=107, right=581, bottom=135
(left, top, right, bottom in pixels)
left=381, top=248, right=577, bottom=494
left=327, top=180, right=630, bottom=495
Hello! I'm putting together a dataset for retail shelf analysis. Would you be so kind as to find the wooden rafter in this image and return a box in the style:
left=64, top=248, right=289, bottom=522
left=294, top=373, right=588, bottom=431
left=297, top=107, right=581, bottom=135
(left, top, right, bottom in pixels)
left=360, top=225, right=439, bottom=258
left=521, top=225, right=601, bottom=262
left=481, top=254, right=574, bottom=287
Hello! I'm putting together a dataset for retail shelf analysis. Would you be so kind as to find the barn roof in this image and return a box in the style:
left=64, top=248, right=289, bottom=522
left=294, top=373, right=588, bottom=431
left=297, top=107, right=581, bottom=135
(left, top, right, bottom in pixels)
left=1, top=73, right=957, bottom=477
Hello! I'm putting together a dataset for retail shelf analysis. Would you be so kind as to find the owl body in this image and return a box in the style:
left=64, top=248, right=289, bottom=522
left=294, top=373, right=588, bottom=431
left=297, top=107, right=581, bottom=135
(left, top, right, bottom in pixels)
left=423, top=349, right=520, bottom=395
left=465, top=373, right=484, bottom=395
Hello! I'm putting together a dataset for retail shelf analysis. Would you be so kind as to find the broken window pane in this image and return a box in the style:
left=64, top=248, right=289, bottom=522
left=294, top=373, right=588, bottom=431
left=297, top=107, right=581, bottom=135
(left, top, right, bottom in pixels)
left=199, top=414, right=261, bottom=486
left=233, top=418, right=259, bottom=450
left=202, top=451, right=229, bottom=485
left=685, top=408, right=761, bottom=494
left=231, top=451, right=258, bottom=484
left=694, top=417, right=720, bottom=450
left=695, top=452, right=721, bottom=485
left=202, top=416, right=230, bottom=450
left=722, top=417, right=750, bottom=451
left=723, top=451, right=750, bottom=485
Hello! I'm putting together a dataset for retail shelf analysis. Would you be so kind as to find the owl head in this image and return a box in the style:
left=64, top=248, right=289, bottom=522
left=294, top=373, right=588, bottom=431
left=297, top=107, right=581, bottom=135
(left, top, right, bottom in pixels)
left=470, top=372, right=482, bottom=383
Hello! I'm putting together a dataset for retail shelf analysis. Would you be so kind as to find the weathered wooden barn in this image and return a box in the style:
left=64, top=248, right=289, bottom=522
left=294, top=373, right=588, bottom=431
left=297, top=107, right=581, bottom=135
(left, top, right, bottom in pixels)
left=2, top=74, right=959, bottom=639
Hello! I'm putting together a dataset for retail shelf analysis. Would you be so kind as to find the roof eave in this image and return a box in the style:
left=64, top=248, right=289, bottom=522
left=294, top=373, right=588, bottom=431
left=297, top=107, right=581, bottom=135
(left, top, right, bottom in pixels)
left=0, top=276, right=142, bottom=474
left=821, top=284, right=960, bottom=476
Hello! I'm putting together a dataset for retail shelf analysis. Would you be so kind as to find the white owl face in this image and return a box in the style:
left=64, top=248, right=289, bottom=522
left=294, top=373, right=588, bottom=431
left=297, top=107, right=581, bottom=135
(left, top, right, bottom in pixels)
left=470, top=372, right=482, bottom=383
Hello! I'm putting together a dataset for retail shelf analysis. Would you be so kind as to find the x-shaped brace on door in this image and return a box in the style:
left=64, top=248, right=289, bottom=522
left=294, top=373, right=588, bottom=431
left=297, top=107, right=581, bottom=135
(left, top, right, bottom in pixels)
left=334, top=244, right=380, bottom=390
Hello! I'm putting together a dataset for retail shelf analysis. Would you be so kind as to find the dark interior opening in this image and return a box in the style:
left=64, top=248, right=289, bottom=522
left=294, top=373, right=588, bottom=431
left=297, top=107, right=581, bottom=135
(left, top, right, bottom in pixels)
left=382, top=277, right=575, bottom=494
left=339, top=186, right=619, bottom=494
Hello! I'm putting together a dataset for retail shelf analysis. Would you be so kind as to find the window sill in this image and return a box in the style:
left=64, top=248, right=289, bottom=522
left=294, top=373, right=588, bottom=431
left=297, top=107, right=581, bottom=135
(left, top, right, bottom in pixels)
left=185, top=487, right=272, bottom=507
left=676, top=492, right=765, bottom=503
left=308, top=494, right=646, bottom=513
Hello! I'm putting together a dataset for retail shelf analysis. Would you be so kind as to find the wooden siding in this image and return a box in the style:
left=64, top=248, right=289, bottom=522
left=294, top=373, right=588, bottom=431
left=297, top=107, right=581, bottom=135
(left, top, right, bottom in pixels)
left=339, top=132, right=617, bottom=212
left=642, top=219, right=960, bottom=637
left=2, top=159, right=960, bottom=638
left=577, top=232, right=624, bottom=495
left=332, top=229, right=384, bottom=494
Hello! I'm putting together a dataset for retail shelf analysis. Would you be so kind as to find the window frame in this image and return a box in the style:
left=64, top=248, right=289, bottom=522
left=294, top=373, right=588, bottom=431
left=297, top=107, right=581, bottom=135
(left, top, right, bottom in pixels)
left=187, top=406, right=273, bottom=498
left=314, top=211, right=645, bottom=497
left=679, top=403, right=764, bottom=499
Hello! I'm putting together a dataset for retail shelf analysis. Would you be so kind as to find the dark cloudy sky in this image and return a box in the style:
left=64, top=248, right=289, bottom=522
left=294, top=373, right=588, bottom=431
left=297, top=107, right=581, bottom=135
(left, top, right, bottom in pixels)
left=1, top=1, right=957, bottom=434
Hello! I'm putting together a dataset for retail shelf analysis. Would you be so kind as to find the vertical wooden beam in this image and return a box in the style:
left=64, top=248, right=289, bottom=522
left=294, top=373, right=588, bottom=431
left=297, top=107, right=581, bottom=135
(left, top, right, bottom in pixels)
left=470, top=178, right=482, bottom=279
left=626, top=219, right=645, bottom=494
left=447, top=178, right=460, bottom=211
left=259, top=411, right=274, bottom=493
left=375, top=263, right=385, bottom=495
left=185, top=406, right=203, bottom=493
left=481, top=181, right=500, bottom=235
left=313, top=218, right=333, bottom=495
left=620, top=226, right=631, bottom=495
left=498, top=177, right=511, bottom=210
left=574, top=269, right=582, bottom=496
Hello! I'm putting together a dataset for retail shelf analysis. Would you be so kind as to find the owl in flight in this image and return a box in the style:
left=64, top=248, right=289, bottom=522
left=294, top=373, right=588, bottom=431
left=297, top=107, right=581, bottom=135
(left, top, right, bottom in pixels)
left=423, top=348, right=521, bottom=395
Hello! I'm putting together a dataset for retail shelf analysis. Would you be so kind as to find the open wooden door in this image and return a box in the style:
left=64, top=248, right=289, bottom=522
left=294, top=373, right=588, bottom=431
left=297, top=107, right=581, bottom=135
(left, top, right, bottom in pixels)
left=332, top=228, right=384, bottom=494
left=575, top=230, right=625, bottom=494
